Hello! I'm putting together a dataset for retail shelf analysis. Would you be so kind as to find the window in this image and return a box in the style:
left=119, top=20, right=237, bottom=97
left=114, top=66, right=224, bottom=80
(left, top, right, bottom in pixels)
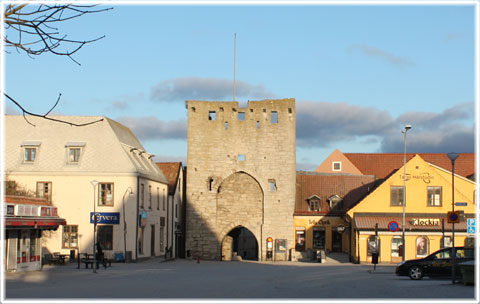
left=175, top=204, right=178, bottom=219
left=208, top=177, right=214, bottom=191
left=332, top=161, right=342, bottom=171
left=256, top=121, right=260, bottom=128
left=138, top=227, right=144, bottom=254
left=97, top=225, right=113, bottom=250
left=427, top=186, right=442, bottom=206
left=159, top=227, right=164, bottom=253
left=24, top=147, right=37, bottom=162
left=390, top=186, right=404, bottom=206
left=99, top=183, right=114, bottom=206
left=391, top=236, right=403, bottom=258
left=62, top=225, right=78, bottom=248
left=140, top=184, right=145, bottom=208
left=225, top=121, right=229, bottom=130
left=238, top=112, right=245, bottom=121
left=465, top=237, right=475, bottom=248
left=313, top=228, right=325, bottom=249
left=208, top=111, right=216, bottom=120
left=271, top=111, right=278, bottom=123
left=433, top=249, right=451, bottom=259
left=308, top=199, right=321, bottom=211
left=269, top=180, right=276, bottom=192
left=157, top=187, right=160, bottom=210
left=238, top=154, right=246, bottom=161
left=162, top=189, right=166, bottom=211
left=68, top=148, right=81, bottom=163
left=148, top=185, right=152, bottom=209
left=36, top=182, right=52, bottom=202
left=440, top=236, right=452, bottom=248
left=328, top=195, right=342, bottom=211
left=416, top=236, right=429, bottom=257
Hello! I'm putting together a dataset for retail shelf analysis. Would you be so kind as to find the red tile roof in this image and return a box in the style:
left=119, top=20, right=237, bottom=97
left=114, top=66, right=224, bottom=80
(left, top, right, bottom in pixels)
left=344, top=153, right=475, bottom=180
left=4, top=195, right=51, bottom=206
left=156, top=162, right=182, bottom=195
left=296, top=172, right=376, bottom=214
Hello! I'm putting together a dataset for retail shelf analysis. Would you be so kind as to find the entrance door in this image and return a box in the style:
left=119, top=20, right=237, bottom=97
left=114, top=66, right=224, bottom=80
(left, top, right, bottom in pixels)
left=221, top=226, right=258, bottom=261
left=313, top=229, right=325, bottom=249
left=332, top=231, right=342, bottom=252
left=150, top=225, right=155, bottom=256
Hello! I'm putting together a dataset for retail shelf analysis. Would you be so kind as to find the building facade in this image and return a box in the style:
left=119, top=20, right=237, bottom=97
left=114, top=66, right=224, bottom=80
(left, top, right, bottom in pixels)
left=185, top=99, right=296, bottom=261
left=347, top=155, right=476, bottom=263
left=5, top=115, right=169, bottom=261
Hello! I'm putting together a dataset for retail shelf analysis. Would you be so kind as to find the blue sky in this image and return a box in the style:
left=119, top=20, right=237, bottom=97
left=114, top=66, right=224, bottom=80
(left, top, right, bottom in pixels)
left=3, top=2, right=477, bottom=170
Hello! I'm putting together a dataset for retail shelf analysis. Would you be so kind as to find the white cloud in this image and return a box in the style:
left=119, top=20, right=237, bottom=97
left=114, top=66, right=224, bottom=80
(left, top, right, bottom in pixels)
left=349, top=44, right=415, bottom=66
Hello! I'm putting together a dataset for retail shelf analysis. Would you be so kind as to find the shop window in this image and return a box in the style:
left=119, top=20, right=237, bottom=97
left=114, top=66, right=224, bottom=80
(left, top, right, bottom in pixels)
left=138, top=227, right=144, bottom=254
left=24, top=147, right=37, bottom=162
left=465, top=237, right=475, bottom=248
left=332, top=161, right=342, bottom=171
left=427, top=186, right=442, bottom=206
left=29, top=230, right=39, bottom=262
left=391, top=236, right=403, bottom=258
left=62, top=225, right=78, bottom=248
left=36, top=181, right=52, bottom=202
left=416, top=236, right=429, bottom=257
left=295, top=229, right=306, bottom=252
left=313, top=229, right=325, bottom=249
left=97, top=225, right=113, bottom=250
left=390, top=186, right=404, bottom=206
left=99, top=183, right=114, bottom=206
left=440, top=236, right=452, bottom=248
left=367, top=235, right=380, bottom=256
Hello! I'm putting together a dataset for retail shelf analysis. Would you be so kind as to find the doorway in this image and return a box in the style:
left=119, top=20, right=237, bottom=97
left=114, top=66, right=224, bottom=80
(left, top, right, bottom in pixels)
left=150, top=225, right=155, bottom=256
left=221, top=226, right=258, bottom=261
left=332, top=230, right=342, bottom=252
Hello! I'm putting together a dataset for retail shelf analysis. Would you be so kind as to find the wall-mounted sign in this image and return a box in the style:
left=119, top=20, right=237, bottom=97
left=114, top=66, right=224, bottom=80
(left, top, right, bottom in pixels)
left=308, top=219, right=331, bottom=225
left=400, top=173, right=434, bottom=184
left=388, top=221, right=400, bottom=232
left=90, top=212, right=120, bottom=224
left=411, top=218, right=440, bottom=226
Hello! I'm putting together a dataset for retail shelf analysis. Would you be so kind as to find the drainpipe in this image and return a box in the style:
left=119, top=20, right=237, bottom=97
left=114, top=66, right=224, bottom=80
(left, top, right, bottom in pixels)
left=135, top=176, right=139, bottom=261
left=166, top=193, right=170, bottom=258
left=171, top=195, right=175, bottom=258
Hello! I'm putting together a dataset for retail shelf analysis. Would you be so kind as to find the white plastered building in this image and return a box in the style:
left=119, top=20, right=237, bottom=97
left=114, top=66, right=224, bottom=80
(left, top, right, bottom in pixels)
left=4, top=115, right=169, bottom=261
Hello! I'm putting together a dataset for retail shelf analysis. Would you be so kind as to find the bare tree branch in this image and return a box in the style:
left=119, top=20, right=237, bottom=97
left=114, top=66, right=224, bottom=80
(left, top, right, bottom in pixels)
left=4, top=4, right=112, bottom=65
left=4, top=93, right=104, bottom=127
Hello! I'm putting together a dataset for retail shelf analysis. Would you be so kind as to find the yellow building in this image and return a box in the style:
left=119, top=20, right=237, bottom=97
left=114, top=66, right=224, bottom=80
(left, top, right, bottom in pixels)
left=347, top=155, right=476, bottom=263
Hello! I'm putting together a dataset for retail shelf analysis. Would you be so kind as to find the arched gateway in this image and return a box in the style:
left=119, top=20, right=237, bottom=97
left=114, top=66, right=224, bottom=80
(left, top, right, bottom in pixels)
left=216, top=172, right=263, bottom=260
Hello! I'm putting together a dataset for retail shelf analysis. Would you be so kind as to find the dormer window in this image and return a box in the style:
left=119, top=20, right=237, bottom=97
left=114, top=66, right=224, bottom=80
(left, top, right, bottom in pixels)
left=21, top=141, right=41, bottom=163
left=307, top=195, right=322, bottom=212
left=328, top=195, right=343, bottom=211
left=65, top=142, right=85, bottom=164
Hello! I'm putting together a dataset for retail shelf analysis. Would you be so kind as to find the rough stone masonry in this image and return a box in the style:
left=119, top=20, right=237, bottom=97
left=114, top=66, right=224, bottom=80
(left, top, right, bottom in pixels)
left=185, top=99, right=296, bottom=261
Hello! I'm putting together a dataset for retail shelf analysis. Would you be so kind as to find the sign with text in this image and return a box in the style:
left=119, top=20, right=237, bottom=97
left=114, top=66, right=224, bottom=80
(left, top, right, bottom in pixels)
left=90, top=212, right=120, bottom=224
left=467, top=218, right=476, bottom=235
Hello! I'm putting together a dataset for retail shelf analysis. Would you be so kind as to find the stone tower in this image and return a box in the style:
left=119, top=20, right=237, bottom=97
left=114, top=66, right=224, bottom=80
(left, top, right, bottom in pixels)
left=185, top=98, right=296, bottom=261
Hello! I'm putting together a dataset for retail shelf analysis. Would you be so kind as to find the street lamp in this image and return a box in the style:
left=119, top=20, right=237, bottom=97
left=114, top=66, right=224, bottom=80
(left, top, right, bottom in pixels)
left=123, top=187, right=133, bottom=262
left=90, top=180, right=99, bottom=273
left=447, top=152, right=459, bottom=284
left=401, top=124, right=412, bottom=262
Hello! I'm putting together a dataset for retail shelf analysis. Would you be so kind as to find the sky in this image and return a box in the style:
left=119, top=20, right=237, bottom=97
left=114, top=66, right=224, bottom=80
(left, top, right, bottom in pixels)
left=3, top=1, right=477, bottom=171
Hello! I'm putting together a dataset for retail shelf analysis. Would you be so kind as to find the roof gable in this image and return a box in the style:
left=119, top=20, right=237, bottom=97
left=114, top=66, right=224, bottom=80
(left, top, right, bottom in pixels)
left=156, top=162, right=182, bottom=195
left=315, top=149, right=362, bottom=175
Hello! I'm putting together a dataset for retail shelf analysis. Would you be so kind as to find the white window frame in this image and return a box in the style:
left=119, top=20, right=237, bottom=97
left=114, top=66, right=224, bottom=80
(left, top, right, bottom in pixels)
left=65, top=142, right=85, bottom=164
left=332, top=161, right=342, bottom=171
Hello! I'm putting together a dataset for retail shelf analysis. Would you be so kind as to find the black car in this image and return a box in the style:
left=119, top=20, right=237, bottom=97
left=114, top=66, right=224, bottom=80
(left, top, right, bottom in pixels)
left=395, top=247, right=474, bottom=280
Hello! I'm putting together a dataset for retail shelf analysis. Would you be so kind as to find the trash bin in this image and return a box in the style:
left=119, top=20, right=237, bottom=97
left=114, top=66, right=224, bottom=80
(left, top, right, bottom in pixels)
left=125, top=251, right=132, bottom=263
left=70, top=250, right=75, bottom=260
left=114, top=252, right=124, bottom=262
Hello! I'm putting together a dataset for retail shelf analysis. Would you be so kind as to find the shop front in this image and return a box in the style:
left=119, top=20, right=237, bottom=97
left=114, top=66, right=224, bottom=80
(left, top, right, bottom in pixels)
left=4, top=196, right=66, bottom=272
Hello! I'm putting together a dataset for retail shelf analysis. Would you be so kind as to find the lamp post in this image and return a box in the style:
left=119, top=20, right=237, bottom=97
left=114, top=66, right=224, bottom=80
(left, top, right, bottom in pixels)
left=401, top=124, right=412, bottom=262
left=123, top=187, right=133, bottom=262
left=90, top=180, right=99, bottom=273
left=447, top=152, right=459, bottom=284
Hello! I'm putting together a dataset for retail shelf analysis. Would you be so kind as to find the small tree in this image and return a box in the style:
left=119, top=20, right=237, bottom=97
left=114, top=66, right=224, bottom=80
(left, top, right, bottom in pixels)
left=4, top=176, right=35, bottom=197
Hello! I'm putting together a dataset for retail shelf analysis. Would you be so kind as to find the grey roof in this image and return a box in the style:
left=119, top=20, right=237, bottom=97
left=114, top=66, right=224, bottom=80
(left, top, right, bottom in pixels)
left=5, top=115, right=168, bottom=184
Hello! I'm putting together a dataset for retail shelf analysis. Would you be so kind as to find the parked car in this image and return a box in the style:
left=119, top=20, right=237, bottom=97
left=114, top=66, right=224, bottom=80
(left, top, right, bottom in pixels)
left=395, top=247, right=474, bottom=280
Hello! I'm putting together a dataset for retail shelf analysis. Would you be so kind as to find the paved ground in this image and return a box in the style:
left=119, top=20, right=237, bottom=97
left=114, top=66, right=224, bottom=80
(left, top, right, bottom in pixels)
left=3, top=258, right=477, bottom=302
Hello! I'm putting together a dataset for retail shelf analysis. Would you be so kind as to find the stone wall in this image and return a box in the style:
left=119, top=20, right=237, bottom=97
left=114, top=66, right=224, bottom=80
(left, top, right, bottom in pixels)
left=185, top=99, right=296, bottom=260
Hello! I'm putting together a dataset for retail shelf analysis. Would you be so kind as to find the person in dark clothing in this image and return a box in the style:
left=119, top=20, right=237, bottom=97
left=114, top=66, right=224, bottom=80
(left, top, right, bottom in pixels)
left=96, top=242, right=107, bottom=269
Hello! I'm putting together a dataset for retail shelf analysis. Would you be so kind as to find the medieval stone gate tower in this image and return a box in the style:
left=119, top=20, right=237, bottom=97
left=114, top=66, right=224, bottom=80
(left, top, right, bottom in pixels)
left=185, top=98, right=296, bottom=261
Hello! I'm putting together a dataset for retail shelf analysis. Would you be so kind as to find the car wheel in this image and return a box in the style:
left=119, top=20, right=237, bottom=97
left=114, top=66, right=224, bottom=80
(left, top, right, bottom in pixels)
left=408, top=266, right=423, bottom=280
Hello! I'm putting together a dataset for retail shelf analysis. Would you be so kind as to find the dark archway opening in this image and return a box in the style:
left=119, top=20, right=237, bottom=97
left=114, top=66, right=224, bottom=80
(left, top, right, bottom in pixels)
left=224, top=227, right=258, bottom=261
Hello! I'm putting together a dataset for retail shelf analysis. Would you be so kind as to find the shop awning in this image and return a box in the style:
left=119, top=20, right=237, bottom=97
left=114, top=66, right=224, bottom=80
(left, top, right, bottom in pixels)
left=354, top=213, right=472, bottom=232
left=5, top=217, right=66, bottom=230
